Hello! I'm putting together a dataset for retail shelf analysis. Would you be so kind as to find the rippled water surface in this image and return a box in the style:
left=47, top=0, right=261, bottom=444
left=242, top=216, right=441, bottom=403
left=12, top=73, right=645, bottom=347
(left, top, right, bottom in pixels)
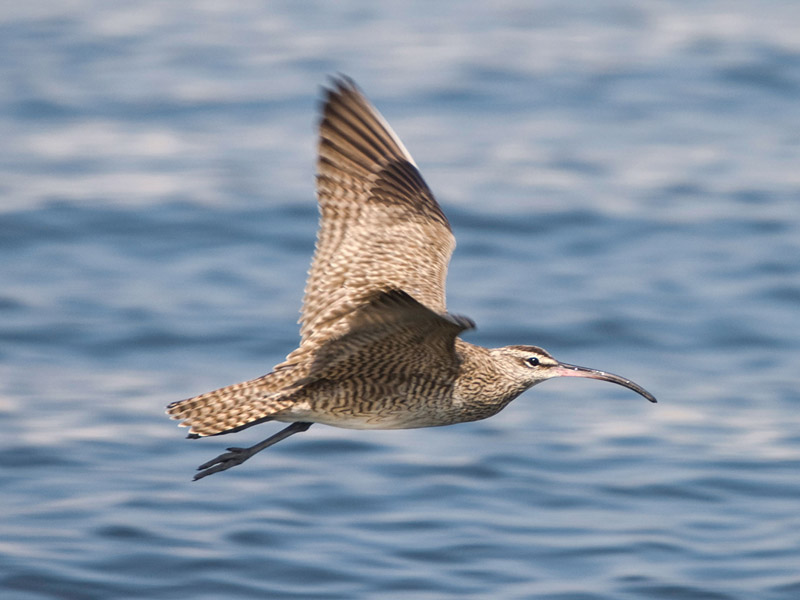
left=2, top=2, right=800, bottom=599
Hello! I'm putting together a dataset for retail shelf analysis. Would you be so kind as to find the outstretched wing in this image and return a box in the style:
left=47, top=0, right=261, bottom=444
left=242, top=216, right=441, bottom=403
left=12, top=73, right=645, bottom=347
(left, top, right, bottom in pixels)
left=304, top=290, right=475, bottom=384
left=299, top=76, right=455, bottom=351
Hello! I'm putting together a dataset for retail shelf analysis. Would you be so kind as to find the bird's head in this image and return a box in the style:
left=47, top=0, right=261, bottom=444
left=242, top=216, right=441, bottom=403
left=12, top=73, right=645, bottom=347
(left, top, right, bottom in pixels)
left=489, top=345, right=657, bottom=403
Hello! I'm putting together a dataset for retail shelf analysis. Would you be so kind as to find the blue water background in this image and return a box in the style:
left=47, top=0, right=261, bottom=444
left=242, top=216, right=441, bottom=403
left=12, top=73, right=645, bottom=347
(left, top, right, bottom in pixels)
left=2, top=2, right=799, bottom=598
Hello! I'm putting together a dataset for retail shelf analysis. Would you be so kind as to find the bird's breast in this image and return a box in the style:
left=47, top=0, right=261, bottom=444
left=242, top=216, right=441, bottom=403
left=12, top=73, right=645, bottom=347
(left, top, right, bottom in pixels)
left=275, top=375, right=483, bottom=430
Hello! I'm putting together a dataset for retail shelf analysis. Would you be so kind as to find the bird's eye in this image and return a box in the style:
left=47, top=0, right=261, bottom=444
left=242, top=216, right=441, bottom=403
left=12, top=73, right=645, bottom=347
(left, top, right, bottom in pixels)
left=526, top=356, right=540, bottom=367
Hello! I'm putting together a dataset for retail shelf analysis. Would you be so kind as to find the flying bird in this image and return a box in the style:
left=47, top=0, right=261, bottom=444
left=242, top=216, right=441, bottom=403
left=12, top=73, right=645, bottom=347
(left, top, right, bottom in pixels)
left=167, top=76, right=656, bottom=480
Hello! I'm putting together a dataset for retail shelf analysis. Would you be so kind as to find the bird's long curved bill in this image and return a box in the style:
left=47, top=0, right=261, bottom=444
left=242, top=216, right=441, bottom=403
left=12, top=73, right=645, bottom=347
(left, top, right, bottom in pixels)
left=553, top=363, right=657, bottom=403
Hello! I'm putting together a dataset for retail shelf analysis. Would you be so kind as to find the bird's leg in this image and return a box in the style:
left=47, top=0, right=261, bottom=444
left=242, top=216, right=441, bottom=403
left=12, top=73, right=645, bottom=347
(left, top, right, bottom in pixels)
left=193, top=422, right=313, bottom=481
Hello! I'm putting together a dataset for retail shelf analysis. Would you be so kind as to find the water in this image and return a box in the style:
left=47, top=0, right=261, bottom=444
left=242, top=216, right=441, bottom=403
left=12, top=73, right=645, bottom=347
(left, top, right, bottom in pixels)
left=2, top=2, right=799, bottom=598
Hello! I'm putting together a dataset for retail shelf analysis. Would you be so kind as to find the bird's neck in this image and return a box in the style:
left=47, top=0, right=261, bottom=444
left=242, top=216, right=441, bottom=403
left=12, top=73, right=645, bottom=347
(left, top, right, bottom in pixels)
left=452, top=340, right=529, bottom=421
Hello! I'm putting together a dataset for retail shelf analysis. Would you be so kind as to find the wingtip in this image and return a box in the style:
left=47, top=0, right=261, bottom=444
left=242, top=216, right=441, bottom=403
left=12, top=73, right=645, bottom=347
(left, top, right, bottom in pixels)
left=319, top=74, right=359, bottom=120
left=452, top=315, right=477, bottom=331
left=322, top=73, right=358, bottom=99
left=331, top=73, right=358, bottom=90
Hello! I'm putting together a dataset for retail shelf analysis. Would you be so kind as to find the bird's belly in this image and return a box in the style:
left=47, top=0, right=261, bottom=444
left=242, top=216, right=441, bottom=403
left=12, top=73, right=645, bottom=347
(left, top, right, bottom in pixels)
left=275, top=412, right=434, bottom=430
left=274, top=385, right=466, bottom=430
left=275, top=403, right=453, bottom=430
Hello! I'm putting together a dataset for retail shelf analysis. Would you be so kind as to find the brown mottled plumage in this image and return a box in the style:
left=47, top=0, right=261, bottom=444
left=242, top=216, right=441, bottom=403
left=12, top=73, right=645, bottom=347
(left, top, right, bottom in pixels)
left=166, top=76, right=656, bottom=480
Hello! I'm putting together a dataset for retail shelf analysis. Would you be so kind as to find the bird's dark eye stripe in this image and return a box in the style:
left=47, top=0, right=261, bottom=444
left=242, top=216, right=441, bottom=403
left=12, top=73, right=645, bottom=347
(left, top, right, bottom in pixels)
left=526, top=357, right=540, bottom=367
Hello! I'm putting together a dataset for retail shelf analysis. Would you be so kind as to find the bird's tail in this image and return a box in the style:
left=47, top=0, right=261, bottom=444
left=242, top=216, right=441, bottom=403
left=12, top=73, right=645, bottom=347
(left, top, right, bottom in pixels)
left=166, top=371, right=299, bottom=437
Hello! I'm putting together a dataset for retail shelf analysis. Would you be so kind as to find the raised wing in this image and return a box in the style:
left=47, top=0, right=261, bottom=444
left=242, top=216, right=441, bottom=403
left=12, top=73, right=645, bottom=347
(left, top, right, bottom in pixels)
left=304, top=290, right=474, bottom=384
left=299, top=76, right=456, bottom=350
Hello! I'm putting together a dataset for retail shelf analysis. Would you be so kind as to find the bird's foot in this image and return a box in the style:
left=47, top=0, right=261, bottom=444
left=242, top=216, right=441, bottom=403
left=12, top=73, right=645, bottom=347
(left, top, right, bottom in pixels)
left=194, top=447, right=253, bottom=481
left=190, top=422, right=313, bottom=481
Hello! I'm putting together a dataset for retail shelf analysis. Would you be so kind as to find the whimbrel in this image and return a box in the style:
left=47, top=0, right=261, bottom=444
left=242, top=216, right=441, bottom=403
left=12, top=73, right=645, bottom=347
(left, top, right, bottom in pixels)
left=167, top=76, right=656, bottom=480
